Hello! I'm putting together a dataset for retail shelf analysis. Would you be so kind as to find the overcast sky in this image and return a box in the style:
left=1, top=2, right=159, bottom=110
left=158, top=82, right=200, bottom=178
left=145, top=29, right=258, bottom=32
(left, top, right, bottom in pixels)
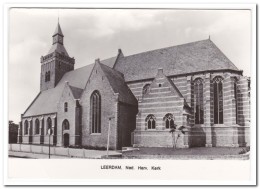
left=8, top=8, right=251, bottom=123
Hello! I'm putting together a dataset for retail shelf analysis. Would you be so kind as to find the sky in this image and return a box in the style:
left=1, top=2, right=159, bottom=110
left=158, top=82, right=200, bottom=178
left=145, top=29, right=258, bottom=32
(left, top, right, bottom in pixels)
left=8, top=8, right=251, bottom=123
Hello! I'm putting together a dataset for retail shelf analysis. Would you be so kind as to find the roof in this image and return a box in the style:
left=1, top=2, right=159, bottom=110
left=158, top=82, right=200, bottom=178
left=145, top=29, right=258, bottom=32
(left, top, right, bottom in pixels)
left=53, top=22, right=64, bottom=36
left=99, top=62, right=137, bottom=105
left=23, top=57, right=117, bottom=117
left=48, top=22, right=68, bottom=56
left=48, top=43, right=69, bottom=57
left=114, top=39, right=239, bottom=82
left=69, top=85, right=83, bottom=99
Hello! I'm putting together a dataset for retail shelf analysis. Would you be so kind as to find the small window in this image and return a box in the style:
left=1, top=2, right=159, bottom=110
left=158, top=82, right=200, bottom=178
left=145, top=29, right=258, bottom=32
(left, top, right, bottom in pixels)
left=62, top=119, right=70, bottom=130
left=142, top=84, right=151, bottom=96
left=146, top=114, right=156, bottom=129
left=163, top=113, right=174, bottom=129
left=64, top=102, right=68, bottom=112
left=159, top=84, right=162, bottom=87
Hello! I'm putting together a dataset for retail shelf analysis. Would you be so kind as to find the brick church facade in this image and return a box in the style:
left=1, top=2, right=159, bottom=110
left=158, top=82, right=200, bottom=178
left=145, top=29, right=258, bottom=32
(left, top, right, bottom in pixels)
left=17, top=22, right=250, bottom=150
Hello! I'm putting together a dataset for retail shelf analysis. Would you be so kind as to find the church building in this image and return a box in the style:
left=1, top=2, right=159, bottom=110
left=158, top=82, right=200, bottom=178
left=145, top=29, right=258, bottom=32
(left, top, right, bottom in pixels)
left=17, top=22, right=250, bottom=150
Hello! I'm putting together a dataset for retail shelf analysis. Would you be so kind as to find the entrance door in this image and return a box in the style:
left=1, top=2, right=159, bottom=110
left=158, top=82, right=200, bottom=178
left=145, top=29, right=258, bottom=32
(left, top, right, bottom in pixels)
left=63, top=133, right=69, bottom=147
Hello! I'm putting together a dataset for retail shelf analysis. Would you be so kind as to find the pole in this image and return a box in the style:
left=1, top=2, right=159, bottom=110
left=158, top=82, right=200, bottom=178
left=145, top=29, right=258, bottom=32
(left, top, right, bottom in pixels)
left=106, top=118, right=111, bottom=158
left=49, top=133, right=50, bottom=159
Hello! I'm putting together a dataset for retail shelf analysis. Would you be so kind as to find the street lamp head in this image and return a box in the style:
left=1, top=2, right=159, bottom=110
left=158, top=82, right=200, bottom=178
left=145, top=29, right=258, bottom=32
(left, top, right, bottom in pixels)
left=108, top=116, right=115, bottom=121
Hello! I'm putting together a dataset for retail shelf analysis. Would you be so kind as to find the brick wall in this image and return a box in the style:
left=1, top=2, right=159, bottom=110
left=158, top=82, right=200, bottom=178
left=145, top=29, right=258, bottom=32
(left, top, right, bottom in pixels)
left=56, top=82, right=80, bottom=147
left=130, top=70, right=250, bottom=148
left=80, top=63, right=119, bottom=150
left=133, top=69, right=189, bottom=148
left=118, top=103, right=137, bottom=148
left=21, top=113, right=57, bottom=145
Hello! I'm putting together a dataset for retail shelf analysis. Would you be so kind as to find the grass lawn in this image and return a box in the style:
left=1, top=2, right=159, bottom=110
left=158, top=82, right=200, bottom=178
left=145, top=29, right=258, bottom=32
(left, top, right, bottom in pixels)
left=123, top=147, right=248, bottom=157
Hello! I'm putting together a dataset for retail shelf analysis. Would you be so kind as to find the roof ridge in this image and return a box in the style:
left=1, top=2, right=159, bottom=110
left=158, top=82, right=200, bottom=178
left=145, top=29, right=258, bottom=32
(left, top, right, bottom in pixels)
left=99, top=61, right=124, bottom=78
left=124, top=38, right=209, bottom=58
left=63, top=56, right=117, bottom=75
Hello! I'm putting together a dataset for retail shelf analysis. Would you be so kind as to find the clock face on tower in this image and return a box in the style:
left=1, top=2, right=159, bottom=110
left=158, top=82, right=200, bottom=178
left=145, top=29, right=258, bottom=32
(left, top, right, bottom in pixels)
left=53, top=37, right=57, bottom=44
left=53, top=35, right=63, bottom=44
left=58, top=36, right=63, bottom=44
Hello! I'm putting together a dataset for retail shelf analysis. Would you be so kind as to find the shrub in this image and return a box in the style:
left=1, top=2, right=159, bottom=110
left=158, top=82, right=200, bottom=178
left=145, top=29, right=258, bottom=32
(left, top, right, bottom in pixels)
left=239, top=146, right=250, bottom=154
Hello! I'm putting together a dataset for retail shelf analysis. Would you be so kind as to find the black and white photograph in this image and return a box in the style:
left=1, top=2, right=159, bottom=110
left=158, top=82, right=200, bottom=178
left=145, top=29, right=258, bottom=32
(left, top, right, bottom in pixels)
left=4, top=3, right=256, bottom=185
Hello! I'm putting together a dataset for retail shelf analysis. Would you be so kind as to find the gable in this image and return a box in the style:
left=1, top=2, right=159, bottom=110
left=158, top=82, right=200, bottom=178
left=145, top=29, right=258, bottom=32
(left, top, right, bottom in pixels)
left=59, top=83, right=80, bottom=104
left=82, top=61, right=137, bottom=105
left=142, top=68, right=185, bottom=103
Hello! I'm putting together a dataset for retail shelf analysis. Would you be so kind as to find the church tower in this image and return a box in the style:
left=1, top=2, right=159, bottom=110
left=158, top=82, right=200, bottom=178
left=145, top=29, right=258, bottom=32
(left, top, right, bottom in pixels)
left=40, top=21, right=75, bottom=91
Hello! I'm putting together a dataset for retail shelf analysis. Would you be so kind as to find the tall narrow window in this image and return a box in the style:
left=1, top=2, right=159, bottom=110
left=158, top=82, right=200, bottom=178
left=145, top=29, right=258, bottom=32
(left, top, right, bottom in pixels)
left=47, top=117, right=52, bottom=134
left=48, top=71, right=50, bottom=81
left=163, top=113, right=174, bottom=129
left=62, top=119, right=70, bottom=130
left=194, top=78, right=204, bottom=124
left=142, top=84, right=151, bottom=96
left=146, top=114, right=156, bottom=129
left=35, top=119, right=40, bottom=135
left=64, top=102, right=68, bottom=112
left=45, top=71, right=50, bottom=82
left=233, top=78, right=238, bottom=124
left=42, top=119, right=45, bottom=135
left=90, top=91, right=101, bottom=133
left=24, top=120, right=28, bottom=135
left=213, top=76, right=224, bottom=124
left=45, top=72, right=48, bottom=82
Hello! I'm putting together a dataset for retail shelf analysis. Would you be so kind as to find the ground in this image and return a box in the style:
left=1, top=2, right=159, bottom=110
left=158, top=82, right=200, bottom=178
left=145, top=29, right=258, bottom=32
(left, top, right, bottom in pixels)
left=9, top=144, right=250, bottom=159
left=121, top=147, right=249, bottom=159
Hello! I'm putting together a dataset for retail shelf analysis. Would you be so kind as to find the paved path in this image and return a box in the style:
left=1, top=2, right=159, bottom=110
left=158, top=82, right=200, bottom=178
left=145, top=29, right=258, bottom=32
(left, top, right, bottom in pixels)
left=9, top=150, right=122, bottom=159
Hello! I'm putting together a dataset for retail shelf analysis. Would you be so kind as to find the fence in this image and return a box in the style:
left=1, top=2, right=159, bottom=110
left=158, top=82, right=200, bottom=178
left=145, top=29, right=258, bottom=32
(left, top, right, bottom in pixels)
left=9, top=143, right=97, bottom=158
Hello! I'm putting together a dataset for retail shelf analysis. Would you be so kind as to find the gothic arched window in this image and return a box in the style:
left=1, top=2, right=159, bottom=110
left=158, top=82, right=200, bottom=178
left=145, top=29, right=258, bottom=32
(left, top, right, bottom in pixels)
left=62, top=119, right=70, bottom=130
left=213, top=76, right=224, bottom=124
left=142, top=84, right=151, bottom=96
left=163, top=113, right=174, bottom=129
left=146, top=114, right=156, bottom=129
left=45, top=71, right=50, bottom=82
left=35, top=119, right=40, bottom=135
left=42, top=119, right=45, bottom=135
left=90, top=90, right=101, bottom=133
left=64, top=102, right=68, bottom=112
left=48, top=71, right=50, bottom=81
left=47, top=117, right=52, bottom=134
left=194, top=78, right=204, bottom=124
left=24, top=120, right=28, bottom=135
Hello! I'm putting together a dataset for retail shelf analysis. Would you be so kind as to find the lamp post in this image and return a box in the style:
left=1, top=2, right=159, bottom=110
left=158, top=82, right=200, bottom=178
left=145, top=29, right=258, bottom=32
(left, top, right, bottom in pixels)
left=47, top=128, right=53, bottom=159
left=107, top=116, right=115, bottom=158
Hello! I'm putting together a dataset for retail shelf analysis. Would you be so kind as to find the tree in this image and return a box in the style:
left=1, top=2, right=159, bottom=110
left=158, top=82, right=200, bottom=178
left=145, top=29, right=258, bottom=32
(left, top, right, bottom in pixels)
left=169, top=124, right=186, bottom=149
left=9, top=120, right=19, bottom=144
